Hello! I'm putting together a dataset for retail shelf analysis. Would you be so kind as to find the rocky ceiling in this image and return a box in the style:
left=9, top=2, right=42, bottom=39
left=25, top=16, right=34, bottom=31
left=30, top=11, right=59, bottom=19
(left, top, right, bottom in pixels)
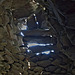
left=0, top=0, right=40, bottom=19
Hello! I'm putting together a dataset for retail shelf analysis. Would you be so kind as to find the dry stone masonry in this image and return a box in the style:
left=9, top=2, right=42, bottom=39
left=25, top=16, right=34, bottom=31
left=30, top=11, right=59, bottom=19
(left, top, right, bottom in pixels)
left=0, top=0, right=75, bottom=75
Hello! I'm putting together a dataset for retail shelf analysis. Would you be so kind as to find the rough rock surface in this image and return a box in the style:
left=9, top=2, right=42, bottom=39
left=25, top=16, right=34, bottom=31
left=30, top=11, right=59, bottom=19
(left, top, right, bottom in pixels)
left=0, top=0, right=75, bottom=75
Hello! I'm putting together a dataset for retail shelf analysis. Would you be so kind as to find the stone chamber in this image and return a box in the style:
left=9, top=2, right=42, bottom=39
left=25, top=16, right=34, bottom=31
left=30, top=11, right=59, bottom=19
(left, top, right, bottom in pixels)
left=0, top=0, right=75, bottom=75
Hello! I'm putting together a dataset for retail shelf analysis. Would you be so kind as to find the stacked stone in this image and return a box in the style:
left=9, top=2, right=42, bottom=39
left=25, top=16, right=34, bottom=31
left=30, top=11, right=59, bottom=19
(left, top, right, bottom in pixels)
left=0, top=8, right=75, bottom=75
left=0, top=6, right=29, bottom=75
left=0, top=1, right=75, bottom=75
left=27, top=52, right=75, bottom=75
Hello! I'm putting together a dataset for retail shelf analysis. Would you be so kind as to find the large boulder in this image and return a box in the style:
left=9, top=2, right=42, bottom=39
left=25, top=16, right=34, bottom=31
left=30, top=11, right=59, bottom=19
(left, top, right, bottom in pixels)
left=36, top=60, right=51, bottom=68
left=45, top=65, right=57, bottom=72
left=34, top=66, right=44, bottom=72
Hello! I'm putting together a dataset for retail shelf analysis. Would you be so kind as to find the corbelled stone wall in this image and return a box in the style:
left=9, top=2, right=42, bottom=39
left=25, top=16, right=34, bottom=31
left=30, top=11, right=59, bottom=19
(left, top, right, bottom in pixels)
left=28, top=52, right=75, bottom=75
left=0, top=4, right=29, bottom=74
left=0, top=0, right=75, bottom=75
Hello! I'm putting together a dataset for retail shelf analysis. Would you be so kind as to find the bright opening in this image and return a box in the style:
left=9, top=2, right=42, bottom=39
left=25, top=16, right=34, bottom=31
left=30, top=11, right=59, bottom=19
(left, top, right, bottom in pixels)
left=50, top=43, right=53, bottom=45
left=51, top=50, right=54, bottom=52
left=50, top=35, right=52, bottom=37
left=36, top=53, right=40, bottom=55
left=27, top=43, right=50, bottom=47
left=20, top=32, right=24, bottom=36
left=33, top=14, right=36, bottom=16
left=21, top=25, right=28, bottom=30
left=36, top=50, right=55, bottom=55
left=36, top=22, right=39, bottom=25
left=22, top=44, right=24, bottom=45
left=42, top=51, right=50, bottom=55
left=27, top=43, right=38, bottom=47
left=44, top=29, right=50, bottom=30
left=27, top=49, right=31, bottom=52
